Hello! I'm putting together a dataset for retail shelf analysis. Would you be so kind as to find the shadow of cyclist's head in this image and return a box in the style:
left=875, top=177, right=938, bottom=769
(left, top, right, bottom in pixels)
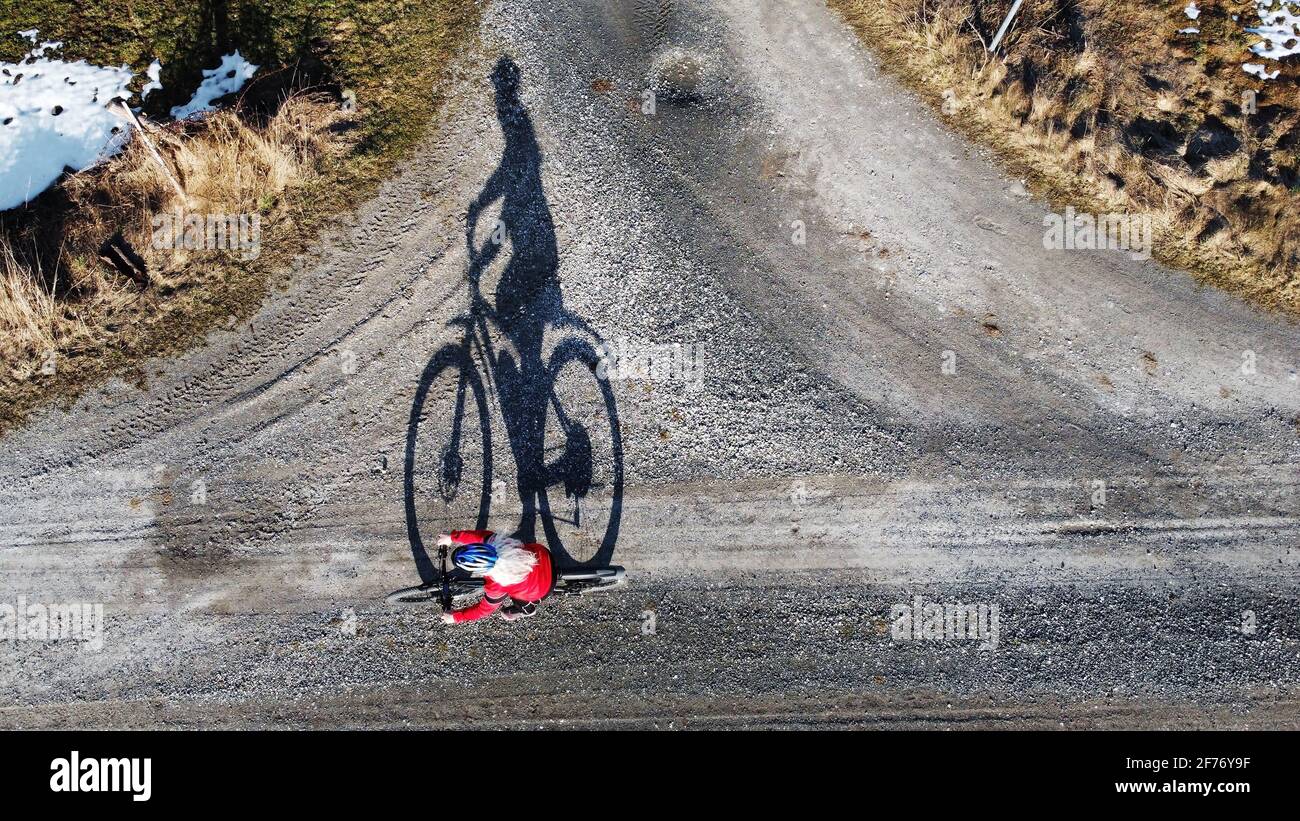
left=491, top=56, right=522, bottom=117
left=471, top=56, right=559, bottom=325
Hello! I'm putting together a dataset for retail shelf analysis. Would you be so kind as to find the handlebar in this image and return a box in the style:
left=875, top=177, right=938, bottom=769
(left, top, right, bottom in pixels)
left=438, top=545, right=452, bottom=612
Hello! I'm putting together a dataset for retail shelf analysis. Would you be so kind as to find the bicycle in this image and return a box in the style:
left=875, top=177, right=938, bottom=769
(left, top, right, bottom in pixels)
left=401, top=64, right=623, bottom=587
left=385, top=545, right=626, bottom=609
left=401, top=208, right=623, bottom=575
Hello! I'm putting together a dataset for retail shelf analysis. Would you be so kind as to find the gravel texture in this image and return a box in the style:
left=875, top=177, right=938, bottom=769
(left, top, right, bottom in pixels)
left=1, top=0, right=1298, bottom=728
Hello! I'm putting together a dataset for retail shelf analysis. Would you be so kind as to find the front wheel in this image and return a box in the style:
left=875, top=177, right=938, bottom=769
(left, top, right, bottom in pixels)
left=538, top=338, right=623, bottom=567
left=384, top=579, right=483, bottom=607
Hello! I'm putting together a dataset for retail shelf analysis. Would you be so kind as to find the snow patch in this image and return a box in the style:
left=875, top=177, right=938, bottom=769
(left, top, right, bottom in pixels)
left=170, top=51, right=257, bottom=119
left=1185, top=2, right=1201, bottom=20
left=0, top=32, right=135, bottom=211
left=1244, top=62, right=1282, bottom=79
left=1243, top=0, right=1300, bottom=80
left=1, top=35, right=256, bottom=210
left=141, top=59, right=163, bottom=100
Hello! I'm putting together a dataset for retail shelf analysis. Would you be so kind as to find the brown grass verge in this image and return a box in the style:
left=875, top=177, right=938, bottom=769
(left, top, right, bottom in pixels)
left=0, top=95, right=352, bottom=419
left=827, top=0, right=1300, bottom=314
left=0, top=1, right=482, bottom=434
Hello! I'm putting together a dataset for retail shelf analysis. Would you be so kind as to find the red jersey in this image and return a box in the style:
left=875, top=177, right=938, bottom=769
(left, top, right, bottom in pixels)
left=448, top=530, right=553, bottom=623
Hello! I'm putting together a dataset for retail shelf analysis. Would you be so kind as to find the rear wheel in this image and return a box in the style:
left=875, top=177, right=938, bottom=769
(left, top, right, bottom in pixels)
left=555, top=566, right=626, bottom=595
left=403, top=342, right=493, bottom=582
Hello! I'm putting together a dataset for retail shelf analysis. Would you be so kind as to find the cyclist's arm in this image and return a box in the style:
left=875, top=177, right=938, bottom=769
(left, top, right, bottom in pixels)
left=451, top=589, right=507, bottom=623
left=466, top=174, right=504, bottom=239
left=449, top=529, right=494, bottom=546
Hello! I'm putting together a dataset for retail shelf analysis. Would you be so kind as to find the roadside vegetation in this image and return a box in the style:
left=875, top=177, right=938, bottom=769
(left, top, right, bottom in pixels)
left=828, top=0, right=1300, bottom=314
left=0, top=0, right=481, bottom=432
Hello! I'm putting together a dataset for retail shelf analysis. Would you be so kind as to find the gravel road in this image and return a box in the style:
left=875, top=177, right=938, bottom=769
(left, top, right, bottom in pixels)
left=2, top=0, right=1298, bottom=729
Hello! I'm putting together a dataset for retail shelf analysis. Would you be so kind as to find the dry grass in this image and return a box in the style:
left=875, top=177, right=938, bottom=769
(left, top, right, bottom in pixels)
left=1, top=242, right=63, bottom=379
left=0, top=0, right=482, bottom=433
left=828, top=0, right=1300, bottom=313
left=67, top=94, right=349, bottom=276
left=0, top=93, right=351, bottom=400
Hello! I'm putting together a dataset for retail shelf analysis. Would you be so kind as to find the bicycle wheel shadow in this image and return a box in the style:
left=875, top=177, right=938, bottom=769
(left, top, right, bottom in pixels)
left=403, top=56, right=623, bottom=584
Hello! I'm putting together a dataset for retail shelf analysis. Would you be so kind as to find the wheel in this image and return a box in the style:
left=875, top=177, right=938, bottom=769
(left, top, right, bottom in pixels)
left=557, top=566, right=624, bottom=581
left=403, top=342, right=493, bottom=581
left=555, top=566, right=626, bottom=595
left=385, top=583, right=438, bottom=604
left=537, top=338, right=623, bottom=567
left=385, top=578, right=484, bottom=606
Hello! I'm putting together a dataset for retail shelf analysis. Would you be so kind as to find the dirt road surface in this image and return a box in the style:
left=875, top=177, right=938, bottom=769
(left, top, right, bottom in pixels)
left=2, top=0, right=1298, bottom=728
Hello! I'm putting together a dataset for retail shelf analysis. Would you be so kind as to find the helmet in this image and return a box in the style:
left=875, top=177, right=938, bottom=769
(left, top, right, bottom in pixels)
left=451, top=542, right=498, bottom=573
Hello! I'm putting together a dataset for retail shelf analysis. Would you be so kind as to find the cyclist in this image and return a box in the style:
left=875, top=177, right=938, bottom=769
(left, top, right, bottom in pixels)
left=436, top=529, right=554, bottom=624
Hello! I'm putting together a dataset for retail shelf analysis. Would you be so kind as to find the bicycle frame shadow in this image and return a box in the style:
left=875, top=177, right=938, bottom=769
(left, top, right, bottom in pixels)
left=403, top=56, right=623, bottom=584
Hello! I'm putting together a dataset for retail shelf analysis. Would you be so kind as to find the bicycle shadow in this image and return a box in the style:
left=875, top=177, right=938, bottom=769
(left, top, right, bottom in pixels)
left=403, top=56, right=623, bottom=584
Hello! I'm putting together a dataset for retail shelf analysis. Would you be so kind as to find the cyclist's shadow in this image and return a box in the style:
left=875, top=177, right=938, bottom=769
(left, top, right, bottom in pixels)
left=403, top=56, right=623, bottom=584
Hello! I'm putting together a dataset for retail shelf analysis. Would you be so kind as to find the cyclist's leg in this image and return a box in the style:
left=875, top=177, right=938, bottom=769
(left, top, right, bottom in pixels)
left=500, top=599, right=538, bottom=620
left=501, top=559, right=554, bottom=620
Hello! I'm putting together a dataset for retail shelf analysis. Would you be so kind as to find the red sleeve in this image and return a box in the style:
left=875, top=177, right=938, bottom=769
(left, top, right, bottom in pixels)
left=450, top=529, right=494, bottom=545
left=451, top=579, right=506, bottom=623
